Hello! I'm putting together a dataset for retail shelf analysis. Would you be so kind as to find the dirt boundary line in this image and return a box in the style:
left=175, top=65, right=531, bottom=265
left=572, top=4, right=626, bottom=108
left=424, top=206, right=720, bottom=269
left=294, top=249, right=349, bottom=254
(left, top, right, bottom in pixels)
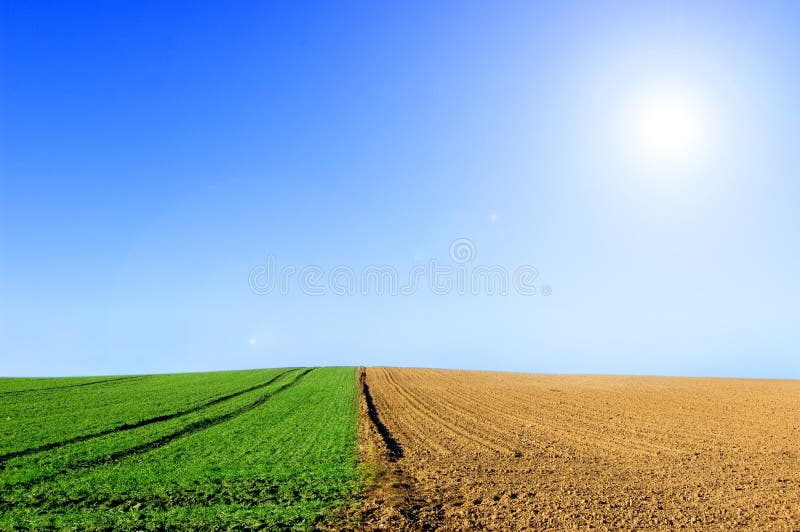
left=359, top=368, right=403, bottom=461
left=336, top=368, right=442, bottom=531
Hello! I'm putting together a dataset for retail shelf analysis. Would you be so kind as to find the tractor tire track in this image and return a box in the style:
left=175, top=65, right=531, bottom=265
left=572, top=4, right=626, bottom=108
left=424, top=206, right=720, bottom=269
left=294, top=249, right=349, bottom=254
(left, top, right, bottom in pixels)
left=0, top=368, right=316, bottom=500
left=0, top=368, right=300, bottom=465
left=0, top=375, right=146, bottom=396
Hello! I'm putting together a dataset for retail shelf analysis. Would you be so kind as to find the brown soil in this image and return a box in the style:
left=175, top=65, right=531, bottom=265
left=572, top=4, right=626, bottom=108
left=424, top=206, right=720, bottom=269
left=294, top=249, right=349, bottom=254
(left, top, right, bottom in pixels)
left=328, top=369, right=443, bottom=531
left=355, top=367, right=800, bottom=530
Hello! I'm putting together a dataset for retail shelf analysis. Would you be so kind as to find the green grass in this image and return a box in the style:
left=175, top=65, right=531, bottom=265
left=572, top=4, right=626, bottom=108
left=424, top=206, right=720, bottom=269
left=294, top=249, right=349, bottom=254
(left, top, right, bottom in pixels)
left=0, top=368, right=294, bottom=456
left=0, top=366, right=361, bottom=530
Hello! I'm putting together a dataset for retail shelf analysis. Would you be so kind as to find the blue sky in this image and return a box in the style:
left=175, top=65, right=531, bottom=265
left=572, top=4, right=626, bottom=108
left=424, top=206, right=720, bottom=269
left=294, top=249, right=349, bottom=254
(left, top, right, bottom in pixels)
left=2, top=1, right=799, bottom=377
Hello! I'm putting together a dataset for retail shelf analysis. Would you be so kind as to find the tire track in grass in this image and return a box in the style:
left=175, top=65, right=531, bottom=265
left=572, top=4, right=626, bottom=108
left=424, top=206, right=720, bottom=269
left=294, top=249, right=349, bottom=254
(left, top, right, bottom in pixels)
left=0, top=368, right=316, bottom=499
left=0, top=368, right=300, bottom=466
left=0, top=375, right=146, bottom=396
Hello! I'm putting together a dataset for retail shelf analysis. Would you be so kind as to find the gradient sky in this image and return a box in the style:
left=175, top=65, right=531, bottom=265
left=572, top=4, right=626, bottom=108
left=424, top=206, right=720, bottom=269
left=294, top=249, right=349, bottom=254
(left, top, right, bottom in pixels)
left=2, top=1, right=799, bottom=377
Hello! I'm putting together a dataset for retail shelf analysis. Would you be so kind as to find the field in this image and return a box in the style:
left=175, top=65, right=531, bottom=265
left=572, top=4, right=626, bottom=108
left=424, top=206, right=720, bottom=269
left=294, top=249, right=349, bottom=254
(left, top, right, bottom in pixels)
left=3, top=366, right=799, bottom=530
left=359, top=367, right=800, bottom=530
left=0, top=367, right=360, bottom=530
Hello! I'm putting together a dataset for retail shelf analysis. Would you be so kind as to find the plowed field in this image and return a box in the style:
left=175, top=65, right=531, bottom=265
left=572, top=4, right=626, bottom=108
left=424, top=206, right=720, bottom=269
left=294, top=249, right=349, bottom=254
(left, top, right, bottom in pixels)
left=359, top=367, right=800, bottom=530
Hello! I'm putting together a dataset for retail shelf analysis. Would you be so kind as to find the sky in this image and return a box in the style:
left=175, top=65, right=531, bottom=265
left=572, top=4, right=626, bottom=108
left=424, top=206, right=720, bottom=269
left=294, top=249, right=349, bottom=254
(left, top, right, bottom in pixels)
left=1, top=1, right=799, bottom=378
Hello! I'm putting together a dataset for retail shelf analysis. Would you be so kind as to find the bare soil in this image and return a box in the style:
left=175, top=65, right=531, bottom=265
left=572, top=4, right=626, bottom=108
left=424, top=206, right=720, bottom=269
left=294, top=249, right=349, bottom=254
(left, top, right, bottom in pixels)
left=356, top=367, right=800, bottom=530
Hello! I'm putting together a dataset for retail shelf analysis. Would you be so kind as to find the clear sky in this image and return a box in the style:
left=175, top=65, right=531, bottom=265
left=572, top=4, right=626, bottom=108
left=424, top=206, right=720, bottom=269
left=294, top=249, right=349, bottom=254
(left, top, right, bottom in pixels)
left=2, top=1, right=799, bottom=378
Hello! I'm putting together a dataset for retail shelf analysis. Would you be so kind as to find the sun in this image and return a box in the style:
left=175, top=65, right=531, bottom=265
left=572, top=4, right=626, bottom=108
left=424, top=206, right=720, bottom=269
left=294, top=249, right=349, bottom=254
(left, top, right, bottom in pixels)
left=626, top=83, right=713, bottom=169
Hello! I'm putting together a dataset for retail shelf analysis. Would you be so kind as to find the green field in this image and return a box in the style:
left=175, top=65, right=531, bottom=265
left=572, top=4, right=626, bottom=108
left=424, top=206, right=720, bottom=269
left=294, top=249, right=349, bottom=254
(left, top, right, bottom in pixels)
left=0, top=367, right=361, bottom=530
